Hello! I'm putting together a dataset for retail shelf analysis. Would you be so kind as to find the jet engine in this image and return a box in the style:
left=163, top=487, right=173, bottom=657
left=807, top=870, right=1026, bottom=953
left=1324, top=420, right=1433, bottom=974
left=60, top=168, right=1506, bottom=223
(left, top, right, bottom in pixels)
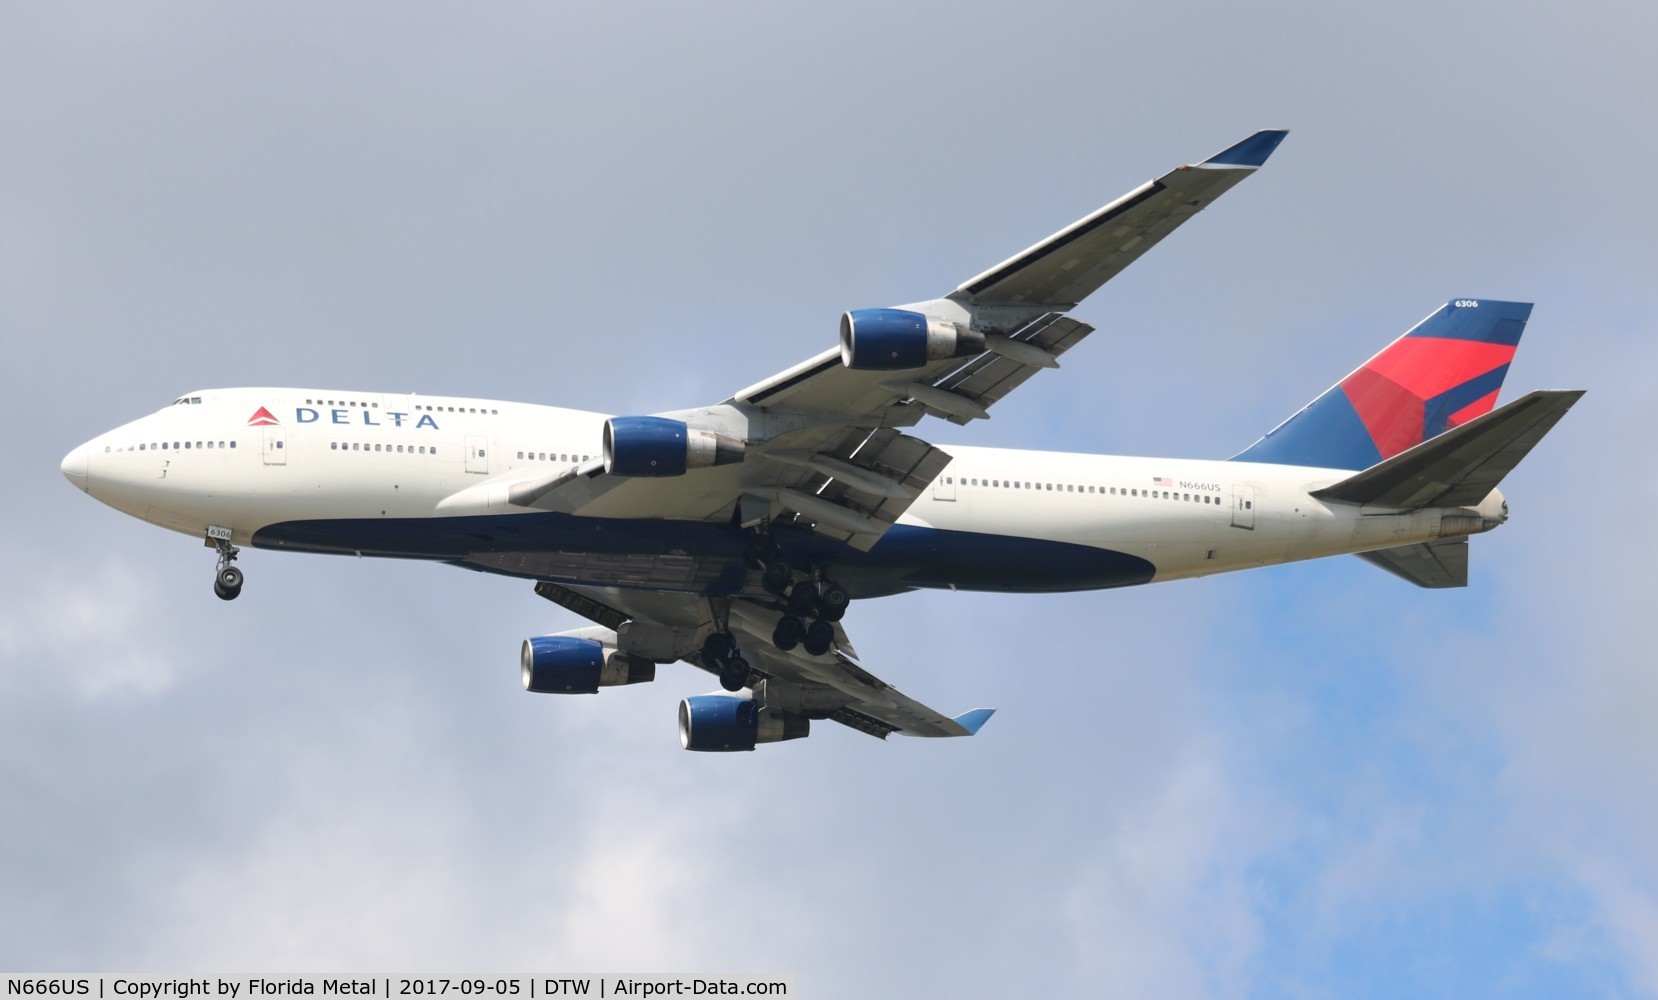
left=839, top=308, right=984, bottom=370
left=521, top=634, right=656, bottom=694
left=602, top=416, right=744, bottom=477
left=677, top=693, right=811, bottom=752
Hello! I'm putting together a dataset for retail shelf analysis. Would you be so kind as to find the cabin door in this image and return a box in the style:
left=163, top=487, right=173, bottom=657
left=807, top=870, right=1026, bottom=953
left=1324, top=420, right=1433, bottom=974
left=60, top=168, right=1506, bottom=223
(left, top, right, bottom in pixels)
left=1230, top=484, right=1255, bottom=530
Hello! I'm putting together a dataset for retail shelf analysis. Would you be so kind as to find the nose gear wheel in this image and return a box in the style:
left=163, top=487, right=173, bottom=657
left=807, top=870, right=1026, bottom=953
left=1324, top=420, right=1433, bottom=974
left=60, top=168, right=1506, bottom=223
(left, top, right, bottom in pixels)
left=209, top=533, right=243, bottom=601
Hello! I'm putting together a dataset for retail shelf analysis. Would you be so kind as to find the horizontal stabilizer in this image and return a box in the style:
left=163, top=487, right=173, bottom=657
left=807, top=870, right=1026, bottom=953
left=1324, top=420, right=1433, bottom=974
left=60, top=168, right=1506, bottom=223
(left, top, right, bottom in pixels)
left=1312, top=389, right=1583, bottom=509
left=1356, top=539, right=1468, bottom=588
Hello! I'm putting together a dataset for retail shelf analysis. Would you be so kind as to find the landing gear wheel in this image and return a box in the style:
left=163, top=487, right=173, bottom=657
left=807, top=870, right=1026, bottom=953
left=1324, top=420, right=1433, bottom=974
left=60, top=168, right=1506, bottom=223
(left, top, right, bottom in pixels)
left=803, top=619, right=834, bottom=657
left=719, top=655, right=750, bottom=692
left=701, top=631, right=735, bottom=664
left=762, top=558, right=793, bottom=596
left=816, top=583, right=850, bottom=622
left=743, top=533, right=772, bottom=570
left=787, top=580, right=819, bottom=616
left=208, top=530, right=244, bottom=602
left=772, top=614, right=805, bottom=652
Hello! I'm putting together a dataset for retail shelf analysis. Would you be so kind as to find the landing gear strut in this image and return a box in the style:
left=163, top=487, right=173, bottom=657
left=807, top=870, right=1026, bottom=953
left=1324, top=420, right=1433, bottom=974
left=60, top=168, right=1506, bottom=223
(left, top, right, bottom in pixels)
left=209, top=533, right=243, bottom=601
left=701, top=605, right=750, bottom=693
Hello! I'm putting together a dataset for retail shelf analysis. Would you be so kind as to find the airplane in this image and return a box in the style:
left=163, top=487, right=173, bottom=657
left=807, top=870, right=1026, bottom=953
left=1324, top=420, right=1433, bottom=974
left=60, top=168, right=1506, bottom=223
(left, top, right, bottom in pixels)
left=60, top=129, right=1583, bottom=752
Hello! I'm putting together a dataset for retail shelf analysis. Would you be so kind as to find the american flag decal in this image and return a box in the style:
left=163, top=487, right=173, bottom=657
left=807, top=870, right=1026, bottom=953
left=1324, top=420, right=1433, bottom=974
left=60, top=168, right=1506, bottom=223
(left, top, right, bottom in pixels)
left=1152, top=476, right=1172, bottom=487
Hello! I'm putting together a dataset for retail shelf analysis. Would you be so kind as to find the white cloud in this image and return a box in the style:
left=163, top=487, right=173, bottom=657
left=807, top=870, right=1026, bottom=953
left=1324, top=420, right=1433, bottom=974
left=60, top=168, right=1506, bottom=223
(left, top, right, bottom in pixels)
left=1061, top=740, right=1264, bottom=999
left=0, top=560, right=181, bottom=698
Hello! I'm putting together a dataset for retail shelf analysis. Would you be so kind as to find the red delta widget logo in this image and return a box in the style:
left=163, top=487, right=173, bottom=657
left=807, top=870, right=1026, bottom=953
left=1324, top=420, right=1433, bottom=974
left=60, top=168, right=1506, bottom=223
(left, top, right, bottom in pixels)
left=247, top=406, right=441, bottom=430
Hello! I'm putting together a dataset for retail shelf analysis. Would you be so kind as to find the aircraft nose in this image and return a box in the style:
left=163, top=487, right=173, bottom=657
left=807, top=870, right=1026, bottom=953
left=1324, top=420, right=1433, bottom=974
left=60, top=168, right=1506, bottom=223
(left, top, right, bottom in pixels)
left=61, top=442, right=91, bottom=491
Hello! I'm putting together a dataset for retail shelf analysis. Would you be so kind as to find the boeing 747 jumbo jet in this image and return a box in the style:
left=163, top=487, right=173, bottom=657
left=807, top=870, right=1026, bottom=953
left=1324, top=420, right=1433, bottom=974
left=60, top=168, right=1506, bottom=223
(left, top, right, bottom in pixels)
left=61, top=130, right=1582, bottom=751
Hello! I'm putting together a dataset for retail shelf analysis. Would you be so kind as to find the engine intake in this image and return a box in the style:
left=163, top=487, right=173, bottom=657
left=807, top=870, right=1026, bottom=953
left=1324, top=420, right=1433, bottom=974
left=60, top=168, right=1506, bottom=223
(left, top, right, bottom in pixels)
left=678, top=693, right=810, bottom=751
left=839, top=308, right=985, bottom=370
left=521, top=635, right=656, bottom=694
left=603, top=416, right=745, bottom=477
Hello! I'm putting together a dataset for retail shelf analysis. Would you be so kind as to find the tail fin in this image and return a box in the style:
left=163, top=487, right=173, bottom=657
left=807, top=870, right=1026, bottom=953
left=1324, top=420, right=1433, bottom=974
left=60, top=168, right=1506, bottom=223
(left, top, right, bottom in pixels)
left=1231, top=300, right=1532, bottom=469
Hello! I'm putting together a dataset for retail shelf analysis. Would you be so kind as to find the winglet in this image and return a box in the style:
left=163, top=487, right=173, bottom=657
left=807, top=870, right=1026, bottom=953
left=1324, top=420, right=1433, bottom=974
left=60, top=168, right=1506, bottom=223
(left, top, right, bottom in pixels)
left=952, top=708, right=996, bottom=736
left=1200, top=129, right=1290, bottom=169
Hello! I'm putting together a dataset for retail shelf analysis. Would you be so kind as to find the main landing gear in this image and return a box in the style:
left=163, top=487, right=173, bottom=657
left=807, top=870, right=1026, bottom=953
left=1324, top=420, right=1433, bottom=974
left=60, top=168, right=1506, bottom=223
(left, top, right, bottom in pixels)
left=700, top=630, right=751, bottom=693
left=697, top=535, right=855, bottom=684
left=210, top=533, right=244, bottom=601
left=755, top=543, right=848, bottom=659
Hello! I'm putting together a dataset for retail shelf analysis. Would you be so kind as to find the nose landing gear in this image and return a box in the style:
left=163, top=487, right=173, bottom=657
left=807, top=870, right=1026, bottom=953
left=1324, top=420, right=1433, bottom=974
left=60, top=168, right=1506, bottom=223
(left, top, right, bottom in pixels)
left=208, top=529, right=244, bottom=601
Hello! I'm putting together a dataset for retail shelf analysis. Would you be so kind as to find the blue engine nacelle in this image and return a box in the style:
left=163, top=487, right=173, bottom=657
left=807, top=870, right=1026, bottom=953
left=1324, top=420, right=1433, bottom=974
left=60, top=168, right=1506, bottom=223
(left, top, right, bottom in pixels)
left=839, top=308, right=985, bottom=370
left=521, top=635, right=656, bottom=694
left=603, top=416, right=745, bottom=477
left=678, top=693, right=811, bottom=752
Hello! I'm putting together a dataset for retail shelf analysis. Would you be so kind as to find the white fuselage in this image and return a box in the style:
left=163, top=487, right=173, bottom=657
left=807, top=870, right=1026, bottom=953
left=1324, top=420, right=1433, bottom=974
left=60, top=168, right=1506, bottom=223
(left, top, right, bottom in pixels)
left=62, top=387, right=1506, bottom=594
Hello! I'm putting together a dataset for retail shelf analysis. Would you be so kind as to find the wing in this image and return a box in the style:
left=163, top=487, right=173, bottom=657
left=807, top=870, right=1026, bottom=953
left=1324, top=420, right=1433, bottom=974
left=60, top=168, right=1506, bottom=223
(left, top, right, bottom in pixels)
left=950, top=129, right=1289, bottom=307
left=732, top=130, right=1289, bottom=417
left=534, top=581, right=991, bottom=740
left=476, top=131, right=1287, bottom=552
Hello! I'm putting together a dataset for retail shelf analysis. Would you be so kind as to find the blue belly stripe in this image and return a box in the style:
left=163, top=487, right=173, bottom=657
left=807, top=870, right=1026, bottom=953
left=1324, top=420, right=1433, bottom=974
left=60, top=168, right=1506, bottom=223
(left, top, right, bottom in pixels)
left=252, top=514, right=1155, bottom=596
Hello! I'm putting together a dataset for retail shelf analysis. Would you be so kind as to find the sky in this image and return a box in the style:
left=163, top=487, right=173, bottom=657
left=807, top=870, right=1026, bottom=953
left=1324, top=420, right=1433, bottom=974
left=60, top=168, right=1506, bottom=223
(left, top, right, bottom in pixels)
left=3, top=1, right=1656, bottom=995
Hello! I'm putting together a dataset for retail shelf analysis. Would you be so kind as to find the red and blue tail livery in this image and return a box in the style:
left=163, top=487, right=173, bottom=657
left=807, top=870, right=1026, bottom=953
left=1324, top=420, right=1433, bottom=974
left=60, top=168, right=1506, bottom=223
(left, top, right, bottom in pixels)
left=1231, top=299, right=1530, bottom=470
